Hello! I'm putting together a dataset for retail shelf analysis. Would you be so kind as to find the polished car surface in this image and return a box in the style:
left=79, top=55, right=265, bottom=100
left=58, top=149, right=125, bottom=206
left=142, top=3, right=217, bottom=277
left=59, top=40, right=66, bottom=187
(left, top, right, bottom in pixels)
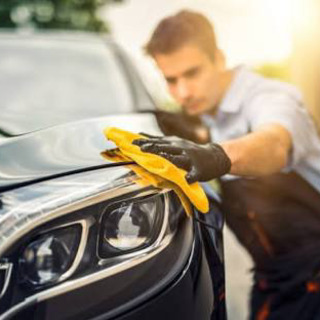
left=0, top=31, right=154, bottom=136
left=0, top=32, right=226, bottom=320
left=0, top=116, right=225, bottom=320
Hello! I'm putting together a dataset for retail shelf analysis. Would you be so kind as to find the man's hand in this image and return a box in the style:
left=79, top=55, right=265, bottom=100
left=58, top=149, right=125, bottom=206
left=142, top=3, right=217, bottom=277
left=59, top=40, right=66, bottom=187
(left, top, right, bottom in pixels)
left=133, top=135, right=231, bottom=183
left=150, top=110, right=210, bottom=144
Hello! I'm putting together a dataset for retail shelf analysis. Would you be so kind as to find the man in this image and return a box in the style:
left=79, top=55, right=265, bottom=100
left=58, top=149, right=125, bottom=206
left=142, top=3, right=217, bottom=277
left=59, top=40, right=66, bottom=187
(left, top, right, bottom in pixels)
left=133, top=10, right=320, bottom=320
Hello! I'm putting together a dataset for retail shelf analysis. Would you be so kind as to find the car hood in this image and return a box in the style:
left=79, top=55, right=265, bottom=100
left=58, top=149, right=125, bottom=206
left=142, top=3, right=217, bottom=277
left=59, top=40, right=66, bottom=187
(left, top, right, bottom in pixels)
left=0, top=114, right=161, bottom=192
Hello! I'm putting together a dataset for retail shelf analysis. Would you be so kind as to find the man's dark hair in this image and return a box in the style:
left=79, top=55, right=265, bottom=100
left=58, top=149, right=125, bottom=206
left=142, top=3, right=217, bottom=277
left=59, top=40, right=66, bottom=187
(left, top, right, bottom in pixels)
left=145, top=10, right=217, bottom=60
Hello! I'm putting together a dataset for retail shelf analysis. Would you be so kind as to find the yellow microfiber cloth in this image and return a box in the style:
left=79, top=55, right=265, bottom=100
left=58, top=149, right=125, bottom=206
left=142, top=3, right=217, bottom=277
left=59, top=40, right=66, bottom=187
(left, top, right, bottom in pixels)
left=103, top=127, right=209, bottom=214
left=101, top=148, right=193, bottom=216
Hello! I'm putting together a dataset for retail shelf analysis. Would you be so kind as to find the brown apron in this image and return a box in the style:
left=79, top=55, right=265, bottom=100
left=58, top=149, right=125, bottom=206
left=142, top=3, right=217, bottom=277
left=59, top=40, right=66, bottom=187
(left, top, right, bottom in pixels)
left=220, top=172, right=320, bottom=319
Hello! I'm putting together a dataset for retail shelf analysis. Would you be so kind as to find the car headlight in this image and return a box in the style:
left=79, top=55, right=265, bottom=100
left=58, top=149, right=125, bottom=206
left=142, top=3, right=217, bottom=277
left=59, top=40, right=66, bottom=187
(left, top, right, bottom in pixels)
left=0, top=166, right=188, bottom=318
left=99, top=194, right=165, bottom=257
left=20, top=223, right=82, bottom=287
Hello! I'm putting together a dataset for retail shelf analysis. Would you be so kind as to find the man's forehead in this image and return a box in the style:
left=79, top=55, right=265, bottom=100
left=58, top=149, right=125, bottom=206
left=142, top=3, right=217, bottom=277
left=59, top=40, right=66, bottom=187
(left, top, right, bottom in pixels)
left=154, top=44, right=209, bottom=77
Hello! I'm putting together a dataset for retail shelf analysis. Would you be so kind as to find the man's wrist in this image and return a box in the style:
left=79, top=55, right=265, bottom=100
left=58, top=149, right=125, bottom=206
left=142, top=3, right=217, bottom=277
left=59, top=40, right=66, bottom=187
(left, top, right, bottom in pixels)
left=208, top=142, right=232, bottom=175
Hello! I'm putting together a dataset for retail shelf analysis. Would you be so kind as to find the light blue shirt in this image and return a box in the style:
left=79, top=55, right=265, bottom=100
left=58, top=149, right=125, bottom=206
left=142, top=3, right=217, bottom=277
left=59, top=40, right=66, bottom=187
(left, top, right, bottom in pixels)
left=202, top=66, right=320, bottom=193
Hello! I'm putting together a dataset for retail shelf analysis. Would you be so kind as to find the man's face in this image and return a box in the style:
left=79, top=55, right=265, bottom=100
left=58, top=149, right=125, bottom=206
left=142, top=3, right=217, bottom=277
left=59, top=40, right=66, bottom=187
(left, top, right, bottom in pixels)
left=154, top=43, right=225, bottom=116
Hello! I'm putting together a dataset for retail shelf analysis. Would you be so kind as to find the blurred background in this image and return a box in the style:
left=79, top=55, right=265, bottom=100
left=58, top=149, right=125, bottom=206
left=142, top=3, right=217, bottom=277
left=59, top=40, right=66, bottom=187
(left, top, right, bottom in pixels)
left=1, top=0, right=320, bottom=124
left=101, top=0, right=320, bottom=128
left=1, top=0, right=320, bottom=319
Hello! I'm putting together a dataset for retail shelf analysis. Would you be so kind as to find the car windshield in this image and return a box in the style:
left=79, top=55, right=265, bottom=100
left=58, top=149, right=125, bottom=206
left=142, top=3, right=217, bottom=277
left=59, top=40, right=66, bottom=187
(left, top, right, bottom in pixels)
left=0, top=35, right=133, bottom=135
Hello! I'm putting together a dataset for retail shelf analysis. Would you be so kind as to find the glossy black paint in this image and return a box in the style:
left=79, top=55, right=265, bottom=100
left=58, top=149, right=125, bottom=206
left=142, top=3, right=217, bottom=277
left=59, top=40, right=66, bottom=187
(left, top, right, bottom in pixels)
left=2, top=192, right=191, bottom=318
left=1, top=183, right=226, bottom=320
left=0, top=116, right=226, bottom=319
left=8, top=215, right=221, bottom=320
left=0, top=33, right=155, bottom=136
left=0, top=114, right=161, bottom=191
left=0, top=31, right=226, bottom=319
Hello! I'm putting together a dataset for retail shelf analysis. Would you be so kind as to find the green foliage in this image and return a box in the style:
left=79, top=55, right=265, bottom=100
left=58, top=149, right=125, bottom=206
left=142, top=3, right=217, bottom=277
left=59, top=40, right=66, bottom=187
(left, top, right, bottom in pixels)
left=255, top=60, right=291, bottom=82
left=0, top=0, right=123, bottom=32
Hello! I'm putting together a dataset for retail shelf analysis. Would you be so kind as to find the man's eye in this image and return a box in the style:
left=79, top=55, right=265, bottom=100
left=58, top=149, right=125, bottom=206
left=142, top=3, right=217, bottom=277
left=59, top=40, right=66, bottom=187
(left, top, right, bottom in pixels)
left=185, top=69, right=199, bottom=78
left=166, top=78, right=176, bottom=85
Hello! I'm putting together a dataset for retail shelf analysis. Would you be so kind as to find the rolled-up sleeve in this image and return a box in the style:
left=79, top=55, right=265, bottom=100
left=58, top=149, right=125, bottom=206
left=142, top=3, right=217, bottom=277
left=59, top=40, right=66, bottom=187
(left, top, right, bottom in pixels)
left=245, top=86, right=316, bottom=168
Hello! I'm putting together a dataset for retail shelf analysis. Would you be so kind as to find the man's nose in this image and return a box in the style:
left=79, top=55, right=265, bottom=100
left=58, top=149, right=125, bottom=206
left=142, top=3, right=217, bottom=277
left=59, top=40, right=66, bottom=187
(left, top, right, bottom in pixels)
left=175, top=80, right=191, bottom=101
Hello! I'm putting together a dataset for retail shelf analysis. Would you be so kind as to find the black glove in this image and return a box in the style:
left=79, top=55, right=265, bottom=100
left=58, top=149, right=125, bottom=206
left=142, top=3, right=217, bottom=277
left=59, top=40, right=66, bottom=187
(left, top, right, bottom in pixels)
left=147, top=110, right=210, bottom=144
left=133, top=135, right=231, bottom=184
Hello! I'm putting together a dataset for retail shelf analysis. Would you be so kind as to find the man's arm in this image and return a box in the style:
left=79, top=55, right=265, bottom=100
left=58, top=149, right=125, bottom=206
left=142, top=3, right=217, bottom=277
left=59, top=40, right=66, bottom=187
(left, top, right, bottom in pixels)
left=221, top=123, right=292, bottom=176
left=133, top=123, right=293, bottom=183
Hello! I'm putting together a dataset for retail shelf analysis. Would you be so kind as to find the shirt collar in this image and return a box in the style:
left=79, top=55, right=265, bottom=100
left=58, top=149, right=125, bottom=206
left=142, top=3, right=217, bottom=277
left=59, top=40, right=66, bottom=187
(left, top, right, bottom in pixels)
left=217, top=65, right=251, bottom=114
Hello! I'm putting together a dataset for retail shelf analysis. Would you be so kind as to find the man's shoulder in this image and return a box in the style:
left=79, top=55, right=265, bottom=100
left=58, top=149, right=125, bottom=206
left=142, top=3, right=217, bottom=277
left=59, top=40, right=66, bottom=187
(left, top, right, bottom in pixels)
left=219, top=66, right=304, bottom=115
left=240, top=67, right=303, bottom=102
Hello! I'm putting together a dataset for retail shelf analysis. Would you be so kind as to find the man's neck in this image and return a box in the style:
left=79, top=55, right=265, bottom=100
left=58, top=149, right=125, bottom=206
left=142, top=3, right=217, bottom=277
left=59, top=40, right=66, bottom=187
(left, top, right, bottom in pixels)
left=207, top=68, right=236, bottom=117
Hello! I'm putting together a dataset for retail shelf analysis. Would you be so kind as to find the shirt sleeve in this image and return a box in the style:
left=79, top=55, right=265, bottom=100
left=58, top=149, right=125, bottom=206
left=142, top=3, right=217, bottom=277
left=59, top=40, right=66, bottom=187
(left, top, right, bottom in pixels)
left=245, top=86, right=317, bottom=168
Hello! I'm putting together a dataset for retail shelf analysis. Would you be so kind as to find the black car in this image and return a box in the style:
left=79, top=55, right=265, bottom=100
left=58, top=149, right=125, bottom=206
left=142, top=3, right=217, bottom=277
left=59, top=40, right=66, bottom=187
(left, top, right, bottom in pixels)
left=0, top=31, right=154, bottom=136
left=0, top=32, right=226, bottom=320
